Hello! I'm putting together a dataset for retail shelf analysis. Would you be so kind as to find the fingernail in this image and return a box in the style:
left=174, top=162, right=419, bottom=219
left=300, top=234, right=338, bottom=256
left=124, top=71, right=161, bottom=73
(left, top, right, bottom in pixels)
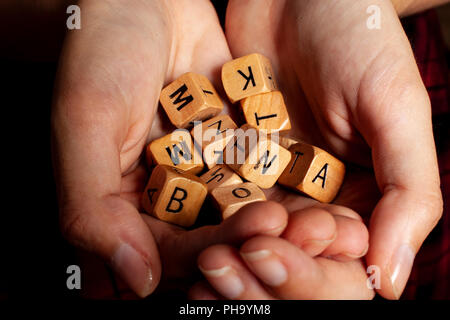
left=302, top=238, right=335, bottom=255
left=389, top=244, right=415, bottom=299
left=336, top=243, right=370, bottom=260
left=111, top=243, right=153, bottom=298
left=199, top=265, right=244, bottom=299
left=267, top=223, right=288, bottom=236
left=241, top=250, right=287, bottom=286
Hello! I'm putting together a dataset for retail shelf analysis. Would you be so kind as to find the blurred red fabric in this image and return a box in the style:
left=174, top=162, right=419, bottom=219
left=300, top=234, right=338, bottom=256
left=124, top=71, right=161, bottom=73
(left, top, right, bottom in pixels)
left=80, top=8, right=450, bottom=300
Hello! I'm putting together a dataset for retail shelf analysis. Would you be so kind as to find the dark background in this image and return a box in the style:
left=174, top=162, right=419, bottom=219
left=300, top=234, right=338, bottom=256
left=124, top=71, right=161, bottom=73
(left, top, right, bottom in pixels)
left=2, top=1, right=449, bottom=301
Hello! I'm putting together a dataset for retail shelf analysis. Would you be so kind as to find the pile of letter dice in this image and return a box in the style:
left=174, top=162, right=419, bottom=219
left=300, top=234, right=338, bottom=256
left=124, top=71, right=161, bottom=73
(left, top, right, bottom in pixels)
left=141, top=53, right=345, bottom=228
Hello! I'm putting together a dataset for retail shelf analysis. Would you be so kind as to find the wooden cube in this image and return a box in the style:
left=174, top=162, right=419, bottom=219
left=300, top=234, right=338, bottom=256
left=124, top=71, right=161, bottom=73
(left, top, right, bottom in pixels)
left=191, top=115, right=238, bottom=168
left=278, top=143, right=345, bottom=203
left=141, top=165, right=208, bottom=227
left=223, top=125, right=292, bottom=189
left=277, top=135, right=301, bottom=150
left=199, top=164, right=243, bottom=192
left=160, top=72, right=223, bottom=128
left=222, top=53, right=277, bottom=104
left=146, top=129, right=204, bottom=174
left=240, top=91, right=291, bottom=133
left=211, top=182, right=266, bottom=220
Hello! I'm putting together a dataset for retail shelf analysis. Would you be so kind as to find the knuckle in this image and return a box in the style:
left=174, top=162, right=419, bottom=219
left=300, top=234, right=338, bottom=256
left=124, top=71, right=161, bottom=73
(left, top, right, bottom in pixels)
left=416, top=190, right=444, bottom=232
left=427, top=192, right=444, bottom=226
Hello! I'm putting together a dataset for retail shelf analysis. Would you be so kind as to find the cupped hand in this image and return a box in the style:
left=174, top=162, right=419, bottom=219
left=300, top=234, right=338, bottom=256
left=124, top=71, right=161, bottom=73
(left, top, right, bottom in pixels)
left=190, top=201, right=375, bottom=300
left=51, top=0, right=288, bottom=298
left=215, top=0, right=443, bottom=299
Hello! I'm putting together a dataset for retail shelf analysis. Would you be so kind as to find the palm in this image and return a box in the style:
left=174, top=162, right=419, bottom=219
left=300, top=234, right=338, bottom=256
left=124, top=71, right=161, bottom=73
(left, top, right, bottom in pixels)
left=61, top=0, right=240, bottom=295
left=139, top=0, right=380, bottom=287
left=101, top=0, right=233, bottom=231
left=105, top=0, right=233, bottom=174
left=225, top=0, right=385, bottom=218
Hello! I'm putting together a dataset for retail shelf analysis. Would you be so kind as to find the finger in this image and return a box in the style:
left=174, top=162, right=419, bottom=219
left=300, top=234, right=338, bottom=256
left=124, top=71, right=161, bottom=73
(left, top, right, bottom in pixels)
left=240, top=236, right=374, bottom=299
left=52, top=121, right=162, bottom=298
left=51, top=1, right=172, bottom=297
left=320, top=215, right=369, bottom=262
left=120, top=162, right=149, bottom=210
left=198, top=245, right=274, bottom=300
left=143, top=201, right=289, bottom=279
left=281, top=207, right=337, bottom=256
left=188, top=281, right=222, bottom=300
left=315, top=203, right=363, bottom=221
left=282, top=206, right=369, bottom=259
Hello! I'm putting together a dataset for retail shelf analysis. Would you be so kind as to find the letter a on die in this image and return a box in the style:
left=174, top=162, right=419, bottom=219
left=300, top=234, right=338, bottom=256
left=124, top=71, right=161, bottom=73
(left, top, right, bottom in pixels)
left=278, top=143, right=345, bottom=203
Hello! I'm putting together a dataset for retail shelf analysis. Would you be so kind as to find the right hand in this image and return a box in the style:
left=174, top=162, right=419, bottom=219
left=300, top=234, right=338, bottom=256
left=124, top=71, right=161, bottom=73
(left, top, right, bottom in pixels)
left=221, top=0, right=443, bottom=300
left=51, top=0, right=289, bottom=298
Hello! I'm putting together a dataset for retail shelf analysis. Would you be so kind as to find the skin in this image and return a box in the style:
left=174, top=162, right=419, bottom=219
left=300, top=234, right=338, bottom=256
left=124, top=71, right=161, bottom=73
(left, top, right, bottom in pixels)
left=50, top=0, right=373, bottom=298
left=192, top=0, right=445, bottom=300
left=13, top=0, right=442, bottom=299
left=51, top=0, right=291, bottom=297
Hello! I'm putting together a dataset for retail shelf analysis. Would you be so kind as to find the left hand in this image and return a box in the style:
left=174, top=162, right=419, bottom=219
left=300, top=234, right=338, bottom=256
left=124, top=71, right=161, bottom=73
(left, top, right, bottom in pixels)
left=51, top=0, right=288, bottom=298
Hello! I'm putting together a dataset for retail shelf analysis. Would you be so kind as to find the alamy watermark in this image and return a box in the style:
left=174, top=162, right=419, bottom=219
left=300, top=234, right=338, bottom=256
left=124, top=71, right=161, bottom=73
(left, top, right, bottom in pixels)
left=66, top=264, right=81, bottom=290
left=173, top=125, right=283, bottom=174
left=366, top=5, right=381, bottom=30
left=67, top=5, right=81, bottom=30
left=366, top=265, right=381, bottom=289
left=65, top=5, right=381, bottom=32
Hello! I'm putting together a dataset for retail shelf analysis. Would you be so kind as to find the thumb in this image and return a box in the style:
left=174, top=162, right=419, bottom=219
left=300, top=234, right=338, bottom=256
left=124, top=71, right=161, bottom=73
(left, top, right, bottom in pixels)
left=51, top=105, right=162, bottom=297
left=357, top=51, right=443, bottom=299
left=51, top=0, right=173, bottom=297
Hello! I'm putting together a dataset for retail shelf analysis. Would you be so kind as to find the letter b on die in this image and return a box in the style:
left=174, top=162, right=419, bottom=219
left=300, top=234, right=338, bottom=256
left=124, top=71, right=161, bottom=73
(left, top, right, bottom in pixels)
left=141, top=165, right=208, bottom=227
